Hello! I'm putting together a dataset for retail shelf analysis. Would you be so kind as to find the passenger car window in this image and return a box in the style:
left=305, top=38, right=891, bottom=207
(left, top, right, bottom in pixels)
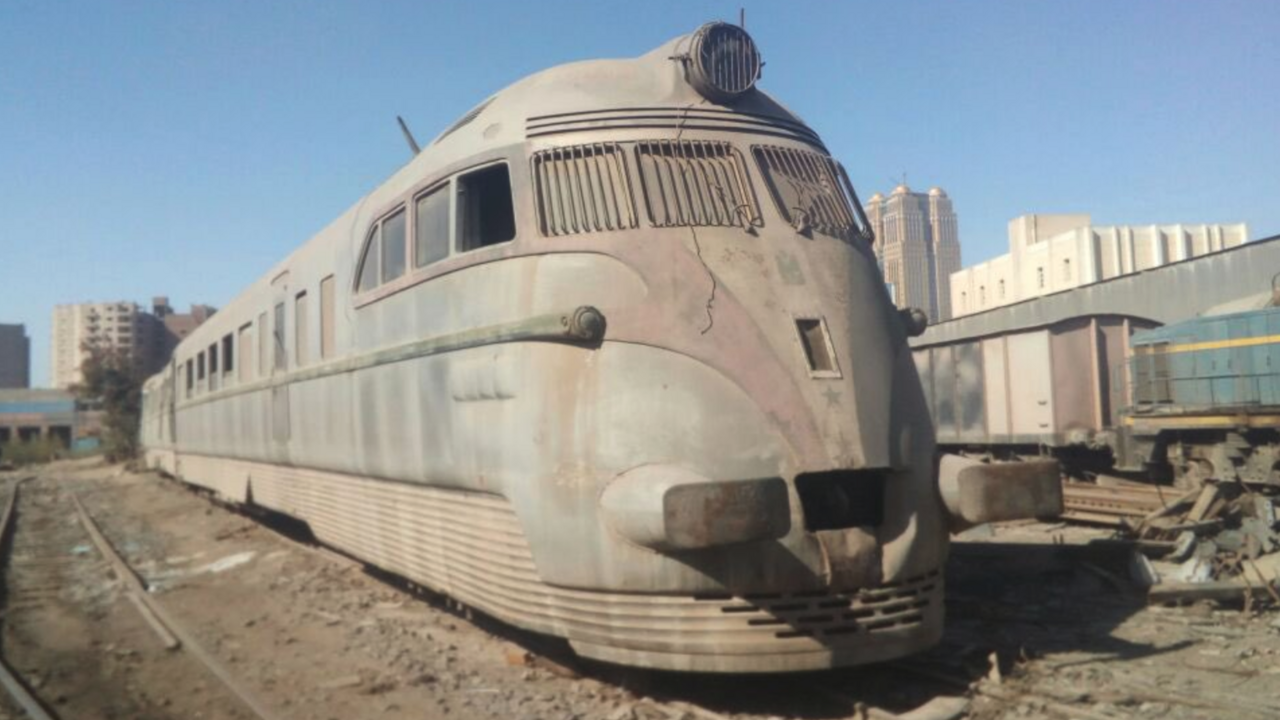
left=357, top=225, right=380, bottom=293
left=208, top=343, right=219, bottom=391
left=457, top=164, right=515, bottom=252
left=295, top=291, right=309, bottom=367
left=414, top=184, right=450, bottom=267
left=257, top=311, right=268, bottom=376
left=381, top=209, right=407, bottom=282
left=222, top=333, right=234, bottom=377
left=273, top=302, right=287, bottom=372
left=320, top=275, right=336, bottom=359
left=238, top=324, right=252, bottom=382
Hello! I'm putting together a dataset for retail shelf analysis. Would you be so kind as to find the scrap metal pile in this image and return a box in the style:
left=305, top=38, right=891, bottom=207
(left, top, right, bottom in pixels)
left=1062, top=479, right=1280, bottom=606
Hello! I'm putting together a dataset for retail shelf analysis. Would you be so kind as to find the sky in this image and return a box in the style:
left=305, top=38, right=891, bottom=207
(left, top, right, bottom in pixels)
left=2, top=1, right=1278, bottom=387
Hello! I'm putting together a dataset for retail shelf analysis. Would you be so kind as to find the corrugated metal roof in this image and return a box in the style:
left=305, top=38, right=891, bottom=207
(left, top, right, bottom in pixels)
left=913, top=233, right=1280, bottom=348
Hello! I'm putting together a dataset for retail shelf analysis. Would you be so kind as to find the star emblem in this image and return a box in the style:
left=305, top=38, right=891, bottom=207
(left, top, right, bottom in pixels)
left=821, top=385, right=841, bottom=407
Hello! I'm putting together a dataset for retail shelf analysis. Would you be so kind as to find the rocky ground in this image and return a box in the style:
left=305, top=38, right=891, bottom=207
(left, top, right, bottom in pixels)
left=0, top=458, right=1276, bottom=719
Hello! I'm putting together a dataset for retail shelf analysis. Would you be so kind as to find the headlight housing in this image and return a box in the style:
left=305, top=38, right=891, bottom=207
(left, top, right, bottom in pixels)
left=684, top=22, right=761, bottom=103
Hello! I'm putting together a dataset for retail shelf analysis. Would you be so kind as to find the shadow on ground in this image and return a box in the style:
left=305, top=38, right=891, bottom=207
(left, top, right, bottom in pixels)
left=237, top=490, right=1174, bottom=718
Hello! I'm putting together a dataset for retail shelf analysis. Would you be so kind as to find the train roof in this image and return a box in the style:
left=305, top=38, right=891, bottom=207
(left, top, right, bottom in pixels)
left=160, top=22, right=818, bottom=372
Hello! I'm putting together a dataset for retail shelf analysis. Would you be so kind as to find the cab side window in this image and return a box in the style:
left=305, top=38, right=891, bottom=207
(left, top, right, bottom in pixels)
left=414, top=184, right=450, bottom=267
left=457, top=164, right=515, bottom=252
left=356, top=205, right=410, bottom=294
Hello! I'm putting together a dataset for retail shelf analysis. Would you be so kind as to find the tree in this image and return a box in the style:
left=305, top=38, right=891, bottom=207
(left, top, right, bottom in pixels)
left=73, top=338, right=143, bottom=462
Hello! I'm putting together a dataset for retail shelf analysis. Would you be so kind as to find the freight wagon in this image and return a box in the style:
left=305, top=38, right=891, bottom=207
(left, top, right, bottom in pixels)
left=912, top=314, right=1159, bottom=453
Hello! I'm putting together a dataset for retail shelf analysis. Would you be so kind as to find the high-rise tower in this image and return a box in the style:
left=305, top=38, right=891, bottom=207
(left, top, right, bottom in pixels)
left=866, top=184, right=961, bottom=321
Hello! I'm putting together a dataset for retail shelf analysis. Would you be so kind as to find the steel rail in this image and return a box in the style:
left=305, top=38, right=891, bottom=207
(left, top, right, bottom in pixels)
left=0, top=478, right=57, bottom=720
left=69, top=492, right=283, bottom=720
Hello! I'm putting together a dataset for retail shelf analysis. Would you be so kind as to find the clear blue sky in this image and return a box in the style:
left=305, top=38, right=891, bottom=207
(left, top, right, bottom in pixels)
left=3, top=1, right=1278, bottom=387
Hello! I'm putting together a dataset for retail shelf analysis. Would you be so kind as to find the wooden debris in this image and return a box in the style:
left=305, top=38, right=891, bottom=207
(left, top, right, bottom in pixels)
left=1186, top=484, right=1221, bottom=522
left=1147, top=579, right=1274, bottom=603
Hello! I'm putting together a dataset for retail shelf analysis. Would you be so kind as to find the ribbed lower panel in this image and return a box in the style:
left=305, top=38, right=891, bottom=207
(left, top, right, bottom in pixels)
left=145, top=448, right=178, bottom=476
left=168, top=453, right=943, bottom=671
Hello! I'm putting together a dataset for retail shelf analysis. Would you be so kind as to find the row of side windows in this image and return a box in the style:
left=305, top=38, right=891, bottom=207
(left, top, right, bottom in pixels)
left=356, top=163, right=515, bottom=295
left=181, top=275, right=338, bottom=400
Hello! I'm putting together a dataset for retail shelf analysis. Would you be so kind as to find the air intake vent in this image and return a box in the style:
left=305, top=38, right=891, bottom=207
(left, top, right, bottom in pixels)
left=531, top=143, right=638, bottom=236
left=635, top=140, right=760, bottom=229
left=753, top=145, right=868, bottom=240
left=795, top=470, right=887, bottom=531
left=686, top=22, right=761, bottom=102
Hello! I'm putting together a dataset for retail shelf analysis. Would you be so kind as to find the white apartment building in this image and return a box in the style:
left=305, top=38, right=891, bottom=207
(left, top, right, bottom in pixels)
left=950, top=215, right=1249, bottom=318
left=50, top=301, right=144, bottom=389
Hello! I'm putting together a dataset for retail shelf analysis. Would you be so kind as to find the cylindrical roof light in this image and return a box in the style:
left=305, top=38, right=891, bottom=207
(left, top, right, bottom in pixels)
left=684, top=22, right=761, bottom=103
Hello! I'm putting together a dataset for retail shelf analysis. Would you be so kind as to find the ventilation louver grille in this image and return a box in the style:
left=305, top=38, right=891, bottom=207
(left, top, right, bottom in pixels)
left=753, top=145, right=867, bottom=240
left=635, top=140, right=760, bottom=229
left=696, top=571, right=939, bottom=640
left=531, top=143, right=639, bottom=236
left=687, top=22, right=761, bottom=102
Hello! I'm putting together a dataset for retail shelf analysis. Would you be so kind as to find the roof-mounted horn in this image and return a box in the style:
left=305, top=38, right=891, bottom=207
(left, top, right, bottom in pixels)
left=682, top=22, right=762, bottom=103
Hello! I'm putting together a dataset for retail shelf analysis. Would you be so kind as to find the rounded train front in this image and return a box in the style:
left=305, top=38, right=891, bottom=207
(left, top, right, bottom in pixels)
left=138, top=22, right=1023, bottom=674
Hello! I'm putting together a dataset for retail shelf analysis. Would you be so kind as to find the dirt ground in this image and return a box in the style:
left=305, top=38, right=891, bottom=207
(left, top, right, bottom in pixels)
left=0, top=458, right=1277, bottom=720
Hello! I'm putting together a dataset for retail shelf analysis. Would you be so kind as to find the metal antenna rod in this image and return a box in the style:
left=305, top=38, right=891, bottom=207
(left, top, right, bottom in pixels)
left=739, top=8, right=745, bottom=28
left=397, top=115, right=421, bottom=157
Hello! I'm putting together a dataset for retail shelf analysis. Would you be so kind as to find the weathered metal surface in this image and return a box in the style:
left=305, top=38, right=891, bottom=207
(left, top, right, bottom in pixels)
left=599, top=465, right=789, bottom=550
left=1130, top=305, right=1280, bottom=411
left=140, top=23, right=951, bottom=672
left=915, top=315, right=1158, bottom=447
left=937, top=455, right=1063, bottom=530
left=915, top=232, right=1280, bottom=348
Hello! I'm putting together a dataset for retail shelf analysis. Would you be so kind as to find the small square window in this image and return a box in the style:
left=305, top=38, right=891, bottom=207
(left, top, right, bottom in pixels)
left=795, top=318, right=840, bottom=377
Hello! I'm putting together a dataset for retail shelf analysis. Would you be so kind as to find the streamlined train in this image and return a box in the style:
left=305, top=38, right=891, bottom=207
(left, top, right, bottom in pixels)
left=140, top=22, right=1060, bottom=672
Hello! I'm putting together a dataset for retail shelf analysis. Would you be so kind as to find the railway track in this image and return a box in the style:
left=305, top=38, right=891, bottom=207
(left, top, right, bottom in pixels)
left=1060, top=480, right=1184, bottom=525
left=0, top=474, right=282, bottom=720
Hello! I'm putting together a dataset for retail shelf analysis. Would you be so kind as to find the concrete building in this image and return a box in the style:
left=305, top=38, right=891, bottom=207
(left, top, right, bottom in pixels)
left=153, top=297, right=216, bottom=352
left=50, top=298, right=215, bottom=389
left=866, top=185, right=961, bottom=322
left=949, top=215, right=1250, bottom=318
left=0, top=389, right=77, bottom=448
left=0, top=324, right=30, bottom=389
left=52, top=301, right=143, bottom=389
